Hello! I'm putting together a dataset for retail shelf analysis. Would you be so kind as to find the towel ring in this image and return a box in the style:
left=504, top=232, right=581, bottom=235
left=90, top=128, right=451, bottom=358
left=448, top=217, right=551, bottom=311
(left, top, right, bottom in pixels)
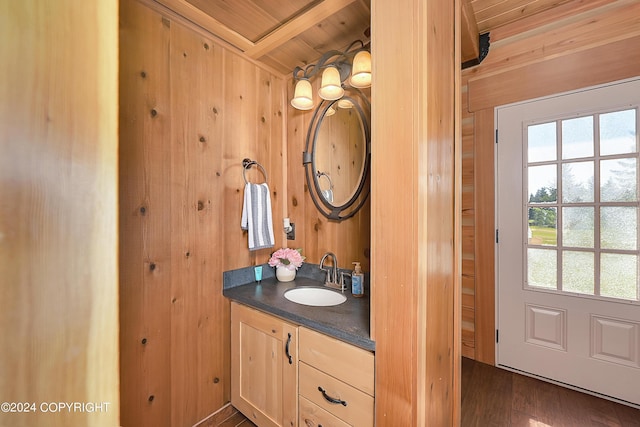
left=242, top=158, right=268, bottom=184
left=316, top=171, right=333, bottom=190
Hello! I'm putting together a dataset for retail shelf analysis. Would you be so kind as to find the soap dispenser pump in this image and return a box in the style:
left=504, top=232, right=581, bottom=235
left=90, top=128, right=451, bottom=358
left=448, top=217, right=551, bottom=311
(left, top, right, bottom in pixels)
left=351, top=262, right=364, bottom=298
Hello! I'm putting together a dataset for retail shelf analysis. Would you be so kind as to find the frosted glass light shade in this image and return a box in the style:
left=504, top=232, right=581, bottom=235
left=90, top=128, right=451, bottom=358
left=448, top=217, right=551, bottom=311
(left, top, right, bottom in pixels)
left=291, top=79, right=314, bottom=110
left=337, top=98, right=352, bottom=109
left=325, top=105, right=336, bottom=116
left=318, top=66, right=344, bottom=101
left=350, top=50, right=371, bottom=88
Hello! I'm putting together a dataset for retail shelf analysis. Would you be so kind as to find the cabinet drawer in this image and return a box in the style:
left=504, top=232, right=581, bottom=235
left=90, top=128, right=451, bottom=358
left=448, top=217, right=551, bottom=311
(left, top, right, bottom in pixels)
left=299, top=362, right=374, bottom=426
left=298, top=327, right=374, bottom=396
left=299, top=396, right=350, bottom=427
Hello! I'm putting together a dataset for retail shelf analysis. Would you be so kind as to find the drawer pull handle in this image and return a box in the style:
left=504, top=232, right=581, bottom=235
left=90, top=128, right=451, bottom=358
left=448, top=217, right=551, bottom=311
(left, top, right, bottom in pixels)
left=318, top=386, right=347, bottom=406
left=285, top=333, right=293, bottom=364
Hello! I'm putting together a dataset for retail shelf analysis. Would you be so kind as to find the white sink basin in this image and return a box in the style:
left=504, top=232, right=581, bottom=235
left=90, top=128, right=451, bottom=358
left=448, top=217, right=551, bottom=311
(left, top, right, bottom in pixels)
left=284, top=287, right=347, bottom=307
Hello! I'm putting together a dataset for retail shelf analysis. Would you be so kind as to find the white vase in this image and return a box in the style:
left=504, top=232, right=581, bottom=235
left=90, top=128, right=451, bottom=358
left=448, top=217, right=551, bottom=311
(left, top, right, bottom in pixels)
left=276, top=266, right=296, bottom=282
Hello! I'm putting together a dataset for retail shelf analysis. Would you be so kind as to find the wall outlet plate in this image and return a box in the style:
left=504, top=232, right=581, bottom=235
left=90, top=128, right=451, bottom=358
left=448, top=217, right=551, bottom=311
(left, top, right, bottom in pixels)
left=286, top=223, right=295, bottom=240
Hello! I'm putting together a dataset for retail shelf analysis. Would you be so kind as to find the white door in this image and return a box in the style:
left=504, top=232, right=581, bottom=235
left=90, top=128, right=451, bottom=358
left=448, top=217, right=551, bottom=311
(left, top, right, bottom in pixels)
left=497, top=77, right=640, bottom=408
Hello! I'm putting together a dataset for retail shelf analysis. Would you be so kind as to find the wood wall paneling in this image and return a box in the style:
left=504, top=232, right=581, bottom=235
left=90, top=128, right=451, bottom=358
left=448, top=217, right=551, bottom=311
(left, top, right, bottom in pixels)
left=371, top=0, right=417, bottom=419
left=468, top=35, right=640, bottom=113
left=119, top=2, right=172, bottom=425
left=454, top=0, right=463, bottom=423
left=119, top=1, right=285, bottom=425
left=420, top=0, right=457, bottom=422
left=461, top=77, right=477, bottom=360
left=220, top=53, right=286, bottom=268
left=371, top=0, right=458, bottom=424
left=461, top=1, right=640, bottom=364
left=1, top=1, right=120, bottom=426
left=169, top=22, right=228, bottom=426
left=286, top=89, right=312, bottom=255
left=467, top=1, right=640, bottom=111
left=472, top=108, right=495, bottom=365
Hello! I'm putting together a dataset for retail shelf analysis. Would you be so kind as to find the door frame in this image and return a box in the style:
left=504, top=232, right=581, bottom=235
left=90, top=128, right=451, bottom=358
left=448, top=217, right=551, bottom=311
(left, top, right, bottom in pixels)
left=493, top=76, right=640, bottom=408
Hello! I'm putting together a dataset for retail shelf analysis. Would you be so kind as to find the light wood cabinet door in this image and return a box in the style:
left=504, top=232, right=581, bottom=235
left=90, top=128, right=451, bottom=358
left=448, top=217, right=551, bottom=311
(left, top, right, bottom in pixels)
left=231, top=302, right=298, bottom=427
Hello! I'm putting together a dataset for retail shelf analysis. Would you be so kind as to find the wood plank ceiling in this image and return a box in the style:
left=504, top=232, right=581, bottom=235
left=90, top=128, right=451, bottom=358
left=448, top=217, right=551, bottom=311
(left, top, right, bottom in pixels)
left=152, top=0, right=578, bottom=74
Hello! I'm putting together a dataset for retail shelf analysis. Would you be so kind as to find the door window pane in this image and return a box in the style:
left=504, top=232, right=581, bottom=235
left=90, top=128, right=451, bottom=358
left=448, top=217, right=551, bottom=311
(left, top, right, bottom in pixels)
left=562, top=161, right=594, bottom=203
left=563, top=207, right=594, bottom=248
left=525, top=108, right=639, bottom=302
left=601, top=206, right=637, bottom=250
left=562, top=251, right=594, bottom=295
left=562, top=116, right=594, bottom=159
left=528, top=122, right=557, bottom=162
left=601, top=158, right=637, bottom=202
left=601, top=253, right=638, bottom=300
left=528, top=165, right=557, bottom=203
left=528, top=207, right=557, bottom=246
left=600, top=109, right=637, bottom=156
left=527, top=248, right=557, bottom=289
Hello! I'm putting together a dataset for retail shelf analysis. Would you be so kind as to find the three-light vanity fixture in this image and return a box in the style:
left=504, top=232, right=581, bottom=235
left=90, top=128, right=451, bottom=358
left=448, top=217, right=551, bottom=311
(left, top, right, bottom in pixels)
left=290, top=39, right=371, bottom=111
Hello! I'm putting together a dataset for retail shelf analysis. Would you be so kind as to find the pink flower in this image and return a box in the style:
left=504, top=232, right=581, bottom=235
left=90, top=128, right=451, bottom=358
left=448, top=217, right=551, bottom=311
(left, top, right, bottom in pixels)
left=268, top=248, right=305, bottom=270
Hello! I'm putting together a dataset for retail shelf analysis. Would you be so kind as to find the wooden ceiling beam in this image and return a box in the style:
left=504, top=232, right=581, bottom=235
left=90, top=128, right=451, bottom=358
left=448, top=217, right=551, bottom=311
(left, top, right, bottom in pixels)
left=152, top=0, right=254, bottom=52
left=461, top=0, right=480, bottom=63
left=244, top=0, right=357, bottom=60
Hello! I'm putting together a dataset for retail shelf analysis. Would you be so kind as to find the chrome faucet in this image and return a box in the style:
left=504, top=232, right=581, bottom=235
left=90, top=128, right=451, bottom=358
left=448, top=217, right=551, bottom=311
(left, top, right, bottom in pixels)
left=319, top=252, right=339, bottom=289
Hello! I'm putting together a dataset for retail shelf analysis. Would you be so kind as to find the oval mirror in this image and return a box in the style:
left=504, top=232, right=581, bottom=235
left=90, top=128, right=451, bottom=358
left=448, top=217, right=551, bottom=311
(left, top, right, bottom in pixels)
left=303, top=90, right=370, bottom=221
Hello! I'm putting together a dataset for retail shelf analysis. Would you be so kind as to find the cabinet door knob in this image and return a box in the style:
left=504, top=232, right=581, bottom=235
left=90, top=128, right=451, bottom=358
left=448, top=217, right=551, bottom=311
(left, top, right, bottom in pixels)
left=285, top=333, right=293, bottom=364
left=317, top=386, right=347, bottom=406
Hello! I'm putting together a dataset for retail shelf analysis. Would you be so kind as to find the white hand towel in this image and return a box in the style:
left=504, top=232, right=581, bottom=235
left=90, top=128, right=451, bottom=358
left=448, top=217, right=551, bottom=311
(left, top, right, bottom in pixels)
left=241, top=182, right=275, bottom=251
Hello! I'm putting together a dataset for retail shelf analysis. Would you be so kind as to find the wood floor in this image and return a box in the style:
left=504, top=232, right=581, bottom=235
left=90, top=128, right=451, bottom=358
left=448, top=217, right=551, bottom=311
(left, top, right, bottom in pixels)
left=194, top=404, right=256, bottom=427
left=462, top=357, right=640, bottom=427
left=207, top=357, right=639, bottom=426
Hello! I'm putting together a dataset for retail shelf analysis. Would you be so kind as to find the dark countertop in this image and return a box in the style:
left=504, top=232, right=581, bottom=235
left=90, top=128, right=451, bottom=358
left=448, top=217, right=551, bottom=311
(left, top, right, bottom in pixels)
left=223, top=263, right=374, bottom=352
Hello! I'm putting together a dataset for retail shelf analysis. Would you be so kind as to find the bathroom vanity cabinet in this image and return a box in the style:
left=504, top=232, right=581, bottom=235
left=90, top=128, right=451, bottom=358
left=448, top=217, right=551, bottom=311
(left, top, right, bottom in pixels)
left=231, top=303, right=298, bottom=427
left=230, top=302, right=375, bottom=427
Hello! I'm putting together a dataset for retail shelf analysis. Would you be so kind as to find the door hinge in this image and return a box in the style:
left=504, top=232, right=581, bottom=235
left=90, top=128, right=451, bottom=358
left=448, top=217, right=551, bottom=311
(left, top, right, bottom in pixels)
left=495, top=129, right=498, bottom=144
left=496, top=229, right=499, bottom=243
left=496, top=329, right=499, bottom=343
